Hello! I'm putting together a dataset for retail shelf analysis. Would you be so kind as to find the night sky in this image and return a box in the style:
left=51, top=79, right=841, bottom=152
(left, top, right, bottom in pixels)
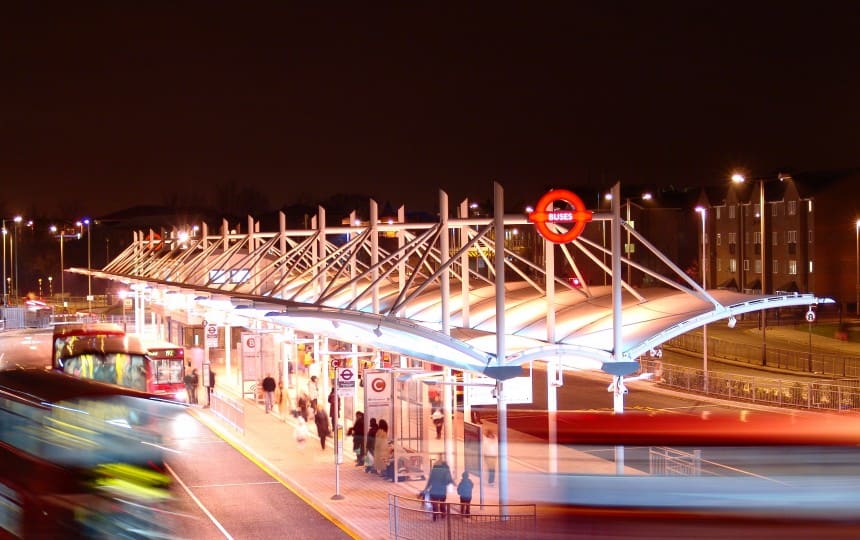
left=2, top=2, right=860, bottom=218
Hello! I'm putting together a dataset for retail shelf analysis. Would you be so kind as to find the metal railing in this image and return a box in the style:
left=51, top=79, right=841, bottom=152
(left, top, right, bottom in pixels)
left=389, top=494, right=535, bottom=540
left=208, top=390, right=245, bottom=434
left=666, top=332, right=860, bottom=377
left=642, top=358, right=860, bottom=411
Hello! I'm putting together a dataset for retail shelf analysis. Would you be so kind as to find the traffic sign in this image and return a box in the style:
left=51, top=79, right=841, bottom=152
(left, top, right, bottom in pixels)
left=805, top=310, right=816, bottom=323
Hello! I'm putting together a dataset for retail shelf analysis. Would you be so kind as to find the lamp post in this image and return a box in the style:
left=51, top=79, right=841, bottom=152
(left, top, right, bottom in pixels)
left=1, top=220, right=6, bottom=305
left=696, top=206, right=708, bottom=391
left=78, top=219, right=93, bottom=311
left=732, top=173, right=784, bottom=366
left=12, top=216, right=22, bottom=305
left=856, top=219, right=859, bottom=316
left=48, top=276, right=53, bottom=298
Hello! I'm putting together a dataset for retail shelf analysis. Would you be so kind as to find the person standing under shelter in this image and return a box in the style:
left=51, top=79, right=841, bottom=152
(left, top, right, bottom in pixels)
left=373, top=419, right=389, bottom=475
left=484, top=429, right=498, bottom=486
left=206, top=368, right=215, bottom=407
left=423, top=459, right=455, bottom=521
left=262, top=373, right=277, bottom=414
left=347, top=411, right=365, bottom=466
left=190, top=368, right=200, bottom=405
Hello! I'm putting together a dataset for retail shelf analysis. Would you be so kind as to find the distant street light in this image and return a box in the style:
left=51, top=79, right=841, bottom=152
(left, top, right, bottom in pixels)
left=48, top=276, right=53, bottom=298
left=696, top=206, right=708, bottom=392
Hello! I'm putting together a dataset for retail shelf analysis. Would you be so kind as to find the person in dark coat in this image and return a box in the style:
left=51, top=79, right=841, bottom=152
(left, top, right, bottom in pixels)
left=313, top=404, right=330, bottom=450
left=423, top=459, right=455, bottom=521
left=347, top=411, right=365, bottom=466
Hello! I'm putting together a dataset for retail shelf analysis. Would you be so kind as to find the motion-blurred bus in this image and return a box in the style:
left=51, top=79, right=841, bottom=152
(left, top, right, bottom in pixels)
left=506, top=409, right=860, bottom=523
left=0, top=367, right=184, bottom=537
left=52, top=324, right=187, bottom=402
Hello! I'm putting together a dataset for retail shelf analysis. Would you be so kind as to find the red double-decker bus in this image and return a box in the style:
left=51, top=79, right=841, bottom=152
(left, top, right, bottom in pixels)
left=52, top=324, right=187, bottom=402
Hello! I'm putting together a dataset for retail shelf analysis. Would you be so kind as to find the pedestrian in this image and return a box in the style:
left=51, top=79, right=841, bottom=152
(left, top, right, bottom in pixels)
left=484, top=430, right=498, bottom=485
left=365, top=418, right=379, bottom=473
left=422, top=459, right=455, bottom=521
left=308, top=375, right=320, bottom=410
left=190, top=368, right=199, bottom=405
left=183, top=364, right=194, bottom=404
left=373, top=419, right=389, bottom=474
left=347, top=411, right=365, bottom=465
left=277, top=382, right=290, bottom=417
left=294, top=416, right=310, bottom=449
left=314, top=404, right=330, bottom=450
left=262, top=373, right=276, bottom=413
left=328, top=387, right=339, bottom=434
left=457, top=471, right=474, bottom=515
left=431, top=408, right=443, bottom=439
left=206, top=368, right=216, bottom=407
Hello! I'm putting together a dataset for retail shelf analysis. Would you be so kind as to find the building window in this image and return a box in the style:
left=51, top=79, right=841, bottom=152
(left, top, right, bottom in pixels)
left=808, top=260, right=814, bottom=273
left=728, top=232, right=736, bottom=245
left=745, top=232, right=750, bottom=245
left=754, top=203, right=760, bottom=217
left=808, top=230, right=813, bottom=243
left=754, top=259, right=762, bottom=274
left=729, top=205, right=736, bottom=219
left=788, top=200, right=796, bottom=215
left=772, top=204, right=779, bottom=217
left=730, top=258, right=737, bottom=272
left=788, top=260, right=798, bottom=275
left=717, top=258, right=722, bottom=272
left=773, top=259, right=779, bottom=274
left=716, top=207, right=721, bottom=220
left=716, top=233, right=722, bottom=246
left=743, top=259, right=750, bottom=271
left=808, top=200, right=813, bottom=213
left=772, top=231, right=778, bottom=246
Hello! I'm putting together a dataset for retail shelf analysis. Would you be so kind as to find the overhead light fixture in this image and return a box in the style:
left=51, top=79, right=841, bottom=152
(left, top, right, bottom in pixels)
left=727, top=316, right=737, bottom=329
left=372, top=325, right=382, bottom=338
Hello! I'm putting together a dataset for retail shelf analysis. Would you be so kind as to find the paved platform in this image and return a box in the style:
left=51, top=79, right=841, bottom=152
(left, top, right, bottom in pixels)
left=187, top=369, right=600, bottom=539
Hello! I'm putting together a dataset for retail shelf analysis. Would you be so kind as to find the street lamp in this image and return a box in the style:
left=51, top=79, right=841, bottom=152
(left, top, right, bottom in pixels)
left=48, top=276, right=53, bottom=298
left=696, top=206, right=708, bottom=392
left=78, top=219, right=93, bottom=310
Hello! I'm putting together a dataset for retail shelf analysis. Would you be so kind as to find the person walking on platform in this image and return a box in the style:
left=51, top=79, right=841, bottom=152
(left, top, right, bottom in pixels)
left=484, top=430, right=498, bottom=485
left=262, top=373, right=276, bottom=413
left=190, top=368, right=200, bottom=405
left=205, top=369, right=215, bottom=408
left=431, top=408, right=444, bottom=439
left=308, top=375, right=320, bottom=410
left=423, top=459, right=455, bottom=521
left=457, top=471, right=474, bottom=515
left=314, top=404, right=330, bottom=450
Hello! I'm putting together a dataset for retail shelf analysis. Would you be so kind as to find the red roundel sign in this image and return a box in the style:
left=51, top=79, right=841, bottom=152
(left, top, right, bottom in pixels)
left=528, top=189, right=593, bottom=243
